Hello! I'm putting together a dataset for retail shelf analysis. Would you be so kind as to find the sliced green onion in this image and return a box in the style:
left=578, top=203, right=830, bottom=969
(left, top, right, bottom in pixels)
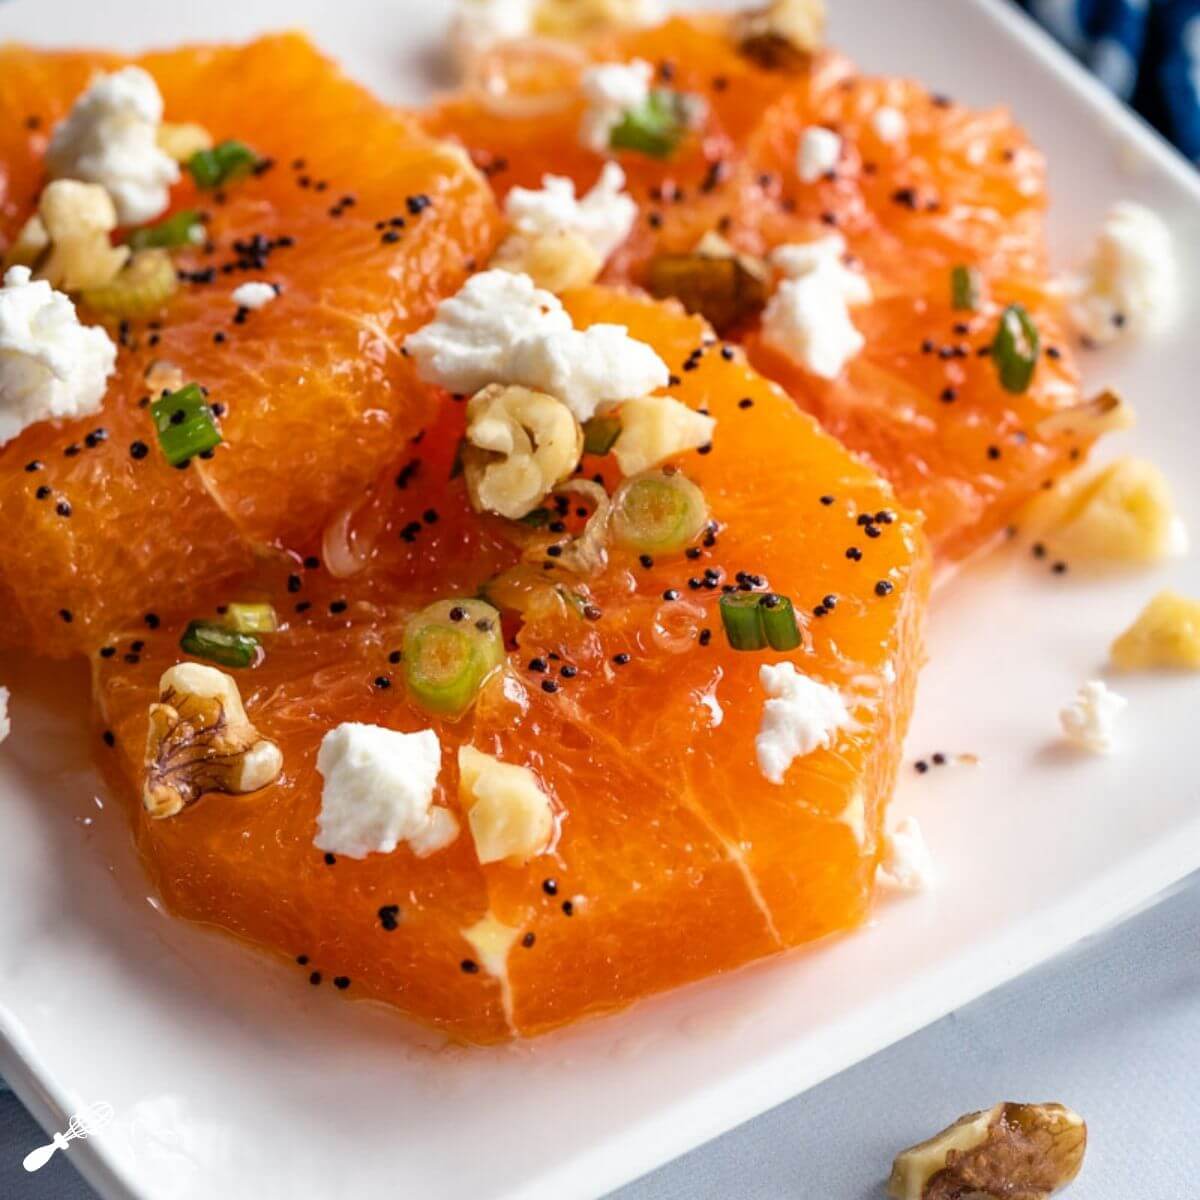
left=719, top=592, right=802, bottom=652
left=150, top=383, right=222, bottom=466
left=187, top=139, right=259, bottom=190
left=609, top=90, right=689, bottom=159
left=582, top=415, right=621, bottom=456
left=224, top=602, right=278, bottom=634
left=181, top=620, right=261, bottom=668
left=950, top=264, right=981, bottom=312
left=758, top=593, right=801, bottom=650
left=991, top=303, right=1040, bottom=394
left=611, top=470, right=708, bottom=555
left=126, top=209, right=203, bottom=251
left=403, top=598, right=504, bottom=718
left=719, top=593, right=768, bottom=651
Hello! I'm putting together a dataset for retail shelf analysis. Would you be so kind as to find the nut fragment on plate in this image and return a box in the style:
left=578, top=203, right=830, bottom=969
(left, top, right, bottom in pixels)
left=1035, top=388, right=1134, bottom=440
left=735, top=0, right=825, bottom=69
left=491, top=229, right=604, bottom=293
left=5, top=179, right=129, bottom=291
left=143, top=662, right=283, bottom=819
left=459, top=744, right=555, bottom=865
left=463, top=383, right=584, bottom=519
left=611, top=393, right=715, bottom=475
left=888, top=1102, right=1086, bottom=1200
left=156, top=121, right=213, bottom=162
left=647, top=233, right=770, bottom=333
left=1111, top=589, right=1200, bottom=670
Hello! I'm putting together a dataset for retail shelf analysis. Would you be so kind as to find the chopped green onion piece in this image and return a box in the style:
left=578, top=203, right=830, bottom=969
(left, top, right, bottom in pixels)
left=187, top=139, right=259, bottom=189
left=224, top=602, right=278, bottom=634
left=609, top=90, right=689, bottom=159
left=180, top=620, right=261, bottom=668
left=518, top=507, right=551, bottom=527
left=719, top=593, right=768, bottom=651
left=758, top=593, right=801, bottom=650
left=611, top=470, right=709, bottom=554
left=582, top=415, right=621, bottom=456
left=126, top=209, right=203, bottom=251
left=991, top=303, right=1040, bottom=394
left=403, top=598, right=504, bottom=718
left=719, top=592, right=802, bottom=652
left=150, top=383, right=222, bottom=466
left=950, top=264, right=981, bottom=312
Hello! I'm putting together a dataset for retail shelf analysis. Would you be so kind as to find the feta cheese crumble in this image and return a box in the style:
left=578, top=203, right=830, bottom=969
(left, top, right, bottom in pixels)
left=0, top=266, right=117, bottom=447
left=46, top=66, right=180, bottom=226
left=762, top=236, right=871, bottom=379
left=1059, top=680, right=1127, bottom=754
left=579, top=59, right=654, bottom=154
left=0, top=685, right=9, bottom=747
left=314, top=723, right=459, bottom=859
left=504, top=163, right=637, bottom=262
left=1065, top=202, right=1176, bottom=345
left=870, top=105, right=908, bottom=143
left=404, top=269, right=669, bottom=423
left=877, top=816, right=935, bottom=892
left=231, top=281, right=278, bottom=311
left=796, top=126, right=842, bottom=184
left=756, top=662, right=851, bottom=784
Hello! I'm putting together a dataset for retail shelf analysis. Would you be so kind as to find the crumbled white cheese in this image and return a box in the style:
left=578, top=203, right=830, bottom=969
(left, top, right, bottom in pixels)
left=314, top=723, right=459, bottom=858
left=0, top=266, right=117, bottom=447
left=1059, top=680, right=1127, bottom=754
left=796, top=126, right=842, bottom=184
left=756, top=662, right=851, bottom=784
left=231, top=281, right=278, bottom=311
left=871, top=105, right=908, bottom=143
left=579, top=59, right=654, bottom=154
left=504, top=162, right=637, bottom=262
left=405, top=269, right=668, bottom=423
left=1065, top=202, right=1176, bottom=345
left=0, top=685, right=9, bottom=746
left=762, top=237, right=871, bottom=379
left=877, top=816, right=935, bottom=892
left=449, top=0, right=536, bottom=69
left=45, top=66, right=179, bottom=226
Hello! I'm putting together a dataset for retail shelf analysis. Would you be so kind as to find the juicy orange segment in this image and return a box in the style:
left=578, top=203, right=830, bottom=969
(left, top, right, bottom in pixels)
left=95, top=288, right=930, bottom=1042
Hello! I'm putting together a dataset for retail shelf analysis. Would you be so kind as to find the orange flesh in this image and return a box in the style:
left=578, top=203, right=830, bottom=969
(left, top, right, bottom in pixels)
left=425, top=15, right=1097, bottom=562
left=95, top=288, right=930, bottom=1042
left=0, top=36, right=501, bottom=657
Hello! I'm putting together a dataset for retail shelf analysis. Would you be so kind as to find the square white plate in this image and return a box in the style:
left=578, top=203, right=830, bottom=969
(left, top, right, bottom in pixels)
left=2, top=1, right=1199, bottom=1198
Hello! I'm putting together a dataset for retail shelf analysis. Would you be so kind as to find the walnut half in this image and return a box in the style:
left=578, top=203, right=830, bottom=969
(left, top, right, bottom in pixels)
left=143, top=663, right=283, bottom=819
left=888, top=1102, right=1087, bottom=1200
left=735, top=0, right=826, bottom=70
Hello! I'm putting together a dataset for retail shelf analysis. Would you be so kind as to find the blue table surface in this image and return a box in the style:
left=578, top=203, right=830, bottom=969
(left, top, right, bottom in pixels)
left=3, top=874, right=1197, bottom=1199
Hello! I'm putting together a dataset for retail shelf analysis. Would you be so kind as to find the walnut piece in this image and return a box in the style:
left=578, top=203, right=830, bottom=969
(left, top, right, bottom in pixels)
left=736, top=0, right=825, bottom=69
left=143, top=662, right=283, bottom=819
left=459, top=744, right=555, bottom=865
left=888, top=1102, right=1087, bottom=1200
left=156, top=121, right=213, bottom=163
left=1035, top=388, right=1134, bottom=440
left=647, top=232, right=769, bottom=333
left=463, top=384, right=584, bottom=519
left=29, top=180, right=129, bottom=292
left=1111, top=589, right=1200, bottom=670
left=492, top=229, right=603, bottom=293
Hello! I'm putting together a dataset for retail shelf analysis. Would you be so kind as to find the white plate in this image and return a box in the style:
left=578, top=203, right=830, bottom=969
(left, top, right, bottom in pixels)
left=2, top=1, right=1199, bottom=1198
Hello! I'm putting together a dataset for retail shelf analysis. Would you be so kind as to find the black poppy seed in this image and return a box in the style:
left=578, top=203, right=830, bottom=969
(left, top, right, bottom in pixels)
left=865, top=525, right=881, bottom=539
left=333, top=976, right=350, bottom=990
left=378, top=904, right=400, bottom=930
left=541, top=679, right=559, bottom=694
left=405, top=194, right=432, bottom=216
left=721, top=346, right=735, bottom=360
left=287, top=574, right=302, bottom=593
left=295, top=601, right=311, bottom=613
left=528, top=657, right=547, bottom=673
left=813, top=605, right=827, bottom=617
left=309, top=971, right=322, bottom=985
left=1046, top=346, right=1062, bottom=360
left=846, top=546, right=862, bottom=560
left=546, top=544, right=563, bottom=558
left=986, top=445, right=1001, bottom=460
left=668, top=374, right=682, bottom=387
left=820, top=494, right=835, bottom=506
left=648, top=212, right=663, bottom=229
left=699, top=628, right=713, bottom=646
left=856, top=513, right=873, bottom=527
left=662, top=589, right=680, bottom=601
left=24, top=460, right=42, bottom=472
left=123, top=653, right=140, bottom=664
left=639, top=554, right=654, bottom=569
left=560, top=664, right=578, bottom=679
left=381, top=230, right=401, bottom=244
left=213, top=332, right=226, bottom=344
left=522, top=932, right=536, bottom=948
left=56, top=500, right=71, bottom=517
left=324, top=852, right=336, bottom=866
left=297, top=954, right=309, bottom=965
left=613, top=652, right=631, bottom=665
left=542, top=878, right=558, bottom=896
left=1052, top=561, right=1068, bottom=574
left=388, top=650, right=402, bottom=664
left=583, top=604, right=602, bottom=621
left=915, top=760, right=929, bottom=774
left=940, top=387, right=957, bottom=403
left=130, top=440, right=149, bottom=460
left=64, top=443, right=80, bottom=457
left=329, top=600, right=347, bottom=614
left=58, top=608, right=73, bottom=623
left=561, top=900, right=574, bottom=916
left=932, top=753, right=947, bottom=766
left=686, top=546, right=702, bottom=560
left=921, top=339, right=934, bottom=354
left=875, top=510, right=895, bottom=524
left=144, top=612, right=160, bottom=629
left=99, top=646, right=115, bottom=659
left=84, top=428, right=107, bottom=448
left=697, top=443, right=713, bottom=455
left=374, top=676, right=391, bottom=689
left=102, top=730, right=115, bottom=747
left=874, top=580, right=894, bottom=597
left=448, top=605, right=467, bottom=622
left=823, top=594, right=838, bottom=608
left=130, top=640, right=144, bottom=652
left=461, top=959, right=479, bottom=974
left=35, top=485, right=50, bottom=500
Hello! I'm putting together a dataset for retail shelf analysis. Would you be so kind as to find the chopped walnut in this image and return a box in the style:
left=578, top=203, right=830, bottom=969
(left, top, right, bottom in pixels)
left=27, top=179, right=130, bottom=292
left=1036, top=388, right=1134, bottom=440
left=459, top=744, right=555, bottom=865
left=612, top=394, right=715, bottom=475
left=736, top=0, right=825, bottom=69
left=647, top=233, right=769, bottom=333
left=888, top=1102, right=1087, bottom=1200
left=491, top=229, right=603, bottom=294
left=143, top=662, right=283, bottom=819
left=156, top=121, right=213, bottom=163
left=463, top=384, right=584, bottom=519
